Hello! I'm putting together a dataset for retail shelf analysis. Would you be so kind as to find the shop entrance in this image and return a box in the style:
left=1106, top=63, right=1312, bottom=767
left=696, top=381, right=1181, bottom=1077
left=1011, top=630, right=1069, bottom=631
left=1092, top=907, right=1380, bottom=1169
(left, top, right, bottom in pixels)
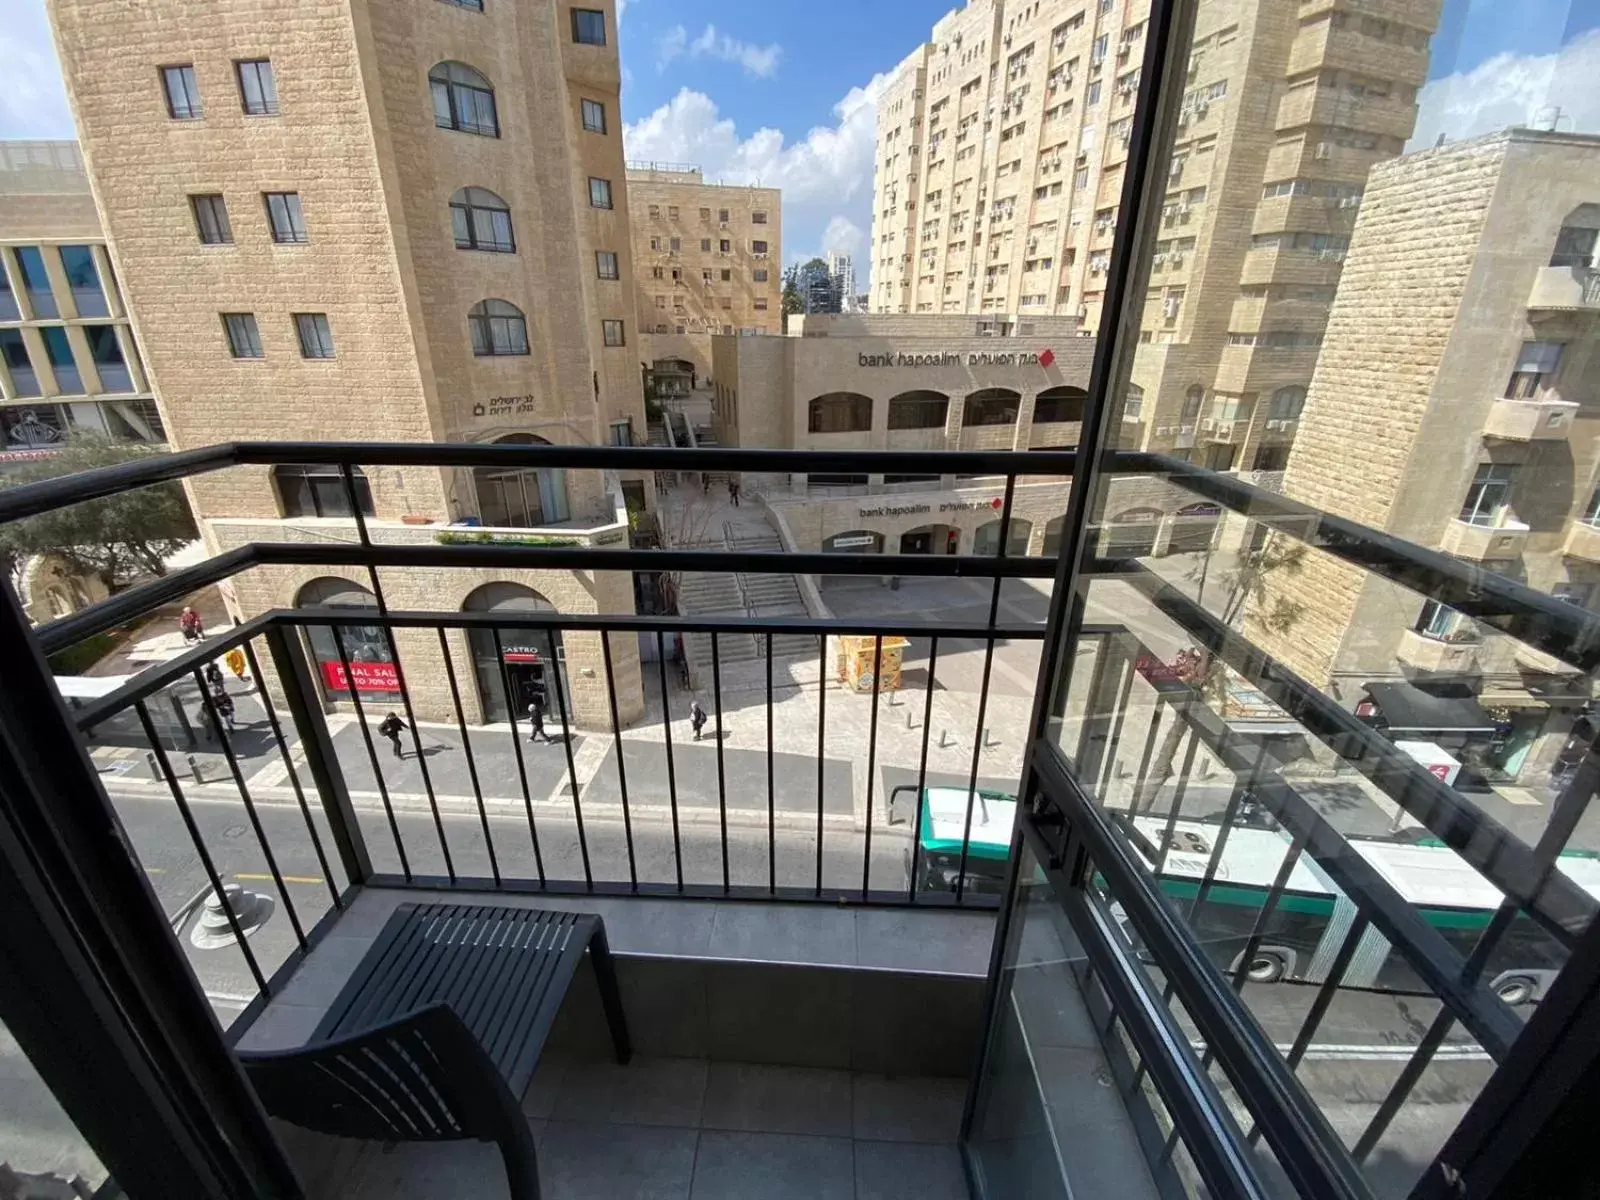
left=462, top=583, right=565, bottom=722
left=900, top=524, right=959, bottom=555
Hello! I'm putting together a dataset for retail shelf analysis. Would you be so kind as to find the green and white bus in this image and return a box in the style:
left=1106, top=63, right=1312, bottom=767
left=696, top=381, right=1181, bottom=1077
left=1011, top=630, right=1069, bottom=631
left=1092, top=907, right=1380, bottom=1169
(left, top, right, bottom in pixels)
left=890, top=783, right=1595, bottom=1005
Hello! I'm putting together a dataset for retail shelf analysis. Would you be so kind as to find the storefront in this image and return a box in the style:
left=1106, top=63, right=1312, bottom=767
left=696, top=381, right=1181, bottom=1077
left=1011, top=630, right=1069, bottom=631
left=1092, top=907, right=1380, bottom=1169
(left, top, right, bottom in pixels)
left=463, top=582, right=567, bottom=723
left=296, top=577, right=403, bottom=705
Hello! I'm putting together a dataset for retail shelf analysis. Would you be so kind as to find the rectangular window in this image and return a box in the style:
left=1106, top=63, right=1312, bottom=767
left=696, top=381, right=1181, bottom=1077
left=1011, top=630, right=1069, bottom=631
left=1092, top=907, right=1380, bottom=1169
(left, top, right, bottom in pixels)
left=275, top=464, right=374, bottom=518
left=754, top=298, right=768, bottom=310
left=753, top=268, right=768, bottom=282
left=719, top=239, right=731, bottom=252
left=602, top=318, right=625, bottom=347
left=1584, top=487, right=1600, bottom=526
left=1459, top=464, right=1516, bottom=526
left=86, top=325, right=132, bottom=391
left=751, top=240, right=768, bottom=254
left=161, top=65, right=201, bottom=119
left=572, top=8, right=606, bottom=44
left=13, top=247, right=56, bottom=318
left=700, top=238, right=711, bottom=251
left=40, top=326, right=82, bottom=394
left=1506, top=340, right=1563, bottom=399
left=719, top=208, right=730, bottom=222
left=0, top=255, right=16, bottom=322
left=0, top=329, right=39, bottom=396
left=700, top=207, right=711, bottom=221
left=588, top=177, right=612, bottom=209
left=191, top=194, right=233, bottom=245
left=581, top=98, right=606, bottom=133
left=294, top=312, right=335, bottom=359
left=223, top=313, right=264, bottom=359
left=58, top=246, right=107, bottom=317
left=669, top=206, right=679, bottom=219
left=669, top=237, right=681, bottom=251
left=235, top=59, right=278, bottom=116
left=752, top=211, right=768, bottom=224
left=702, top=269, right=713, bottom=283
left=720, top=268, right=731, bottom=281
left=264, top=192, right=307, bottom=243
left=595, top=250, right=619, bottom=280
left=1415, top=599, right=1474, bottom=641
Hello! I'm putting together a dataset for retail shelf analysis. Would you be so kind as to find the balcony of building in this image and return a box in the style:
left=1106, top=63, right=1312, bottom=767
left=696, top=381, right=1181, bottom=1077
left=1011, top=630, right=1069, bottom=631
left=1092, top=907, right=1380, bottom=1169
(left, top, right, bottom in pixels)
left=1274, top=86, right=1420, bottom=143
left=4, top=440, right=1600, bottom=1200
left=1482, top=394, right=1579, bottom=441
left=1440, top=513, right=1532, bottom=562
left=1396, top=626, right=1482, bottom=674
left=1563, top=519, right=1600, bottom=563
left=1527, top=265, right=1600, bottom=312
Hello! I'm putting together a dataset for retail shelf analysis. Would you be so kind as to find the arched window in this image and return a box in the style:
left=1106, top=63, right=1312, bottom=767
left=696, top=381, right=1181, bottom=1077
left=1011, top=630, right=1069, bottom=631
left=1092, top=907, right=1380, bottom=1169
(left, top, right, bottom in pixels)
left=887, top=390, right=948, bottom=429
left=469, top=300, right=529, bottom=356
left=1269, top=386, right=1306, bottom=420
left=430, top=62, right=498, bottom=136
left=808, top=392, right=873, bottom=434
left=1122, top=383, right=1145, bottom=420
left=294, top=577, right=400, bottom=701
left=1032, top=386, right=1086, bottom=424
left=1551, top=204, right=1600, bottom=268
left=450, top=187, right=514, bottom=252
left=472, top=434, right=570, bottom=527
left=964, top=388, right=1021, bottom=426
left=1181, top=384, right=1205, bottom=422
left=462, top=582, right=562, bottom=722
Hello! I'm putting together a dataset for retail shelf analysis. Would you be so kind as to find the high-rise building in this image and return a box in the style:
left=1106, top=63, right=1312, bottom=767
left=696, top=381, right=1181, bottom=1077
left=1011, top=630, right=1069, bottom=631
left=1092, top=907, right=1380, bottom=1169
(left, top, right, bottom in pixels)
left=0, top=141, right=164, bottom=460
left=1252, top=128, right=1600, bottom=786
left=796, top=257, right=842, bottom=314
left=48, top=0, right=648, bottom=723
left=625, top=162, right=780, bottom=383
left=870, top=0, right=1439, bottom=468
left=826, top=251, right=857, bottom=309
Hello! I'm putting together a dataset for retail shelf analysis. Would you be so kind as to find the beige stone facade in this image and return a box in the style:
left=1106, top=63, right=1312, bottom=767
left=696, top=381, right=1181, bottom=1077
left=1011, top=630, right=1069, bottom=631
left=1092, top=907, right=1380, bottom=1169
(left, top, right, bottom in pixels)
left=48, top=0, right=647, bottom=723
left=1253, top=129, right=1600, bottom=781
left=626, top=163, right=780, bottom=382
left=870, top=0, right=1439, bottom=473
left=0, top=140, right=163, bottom=457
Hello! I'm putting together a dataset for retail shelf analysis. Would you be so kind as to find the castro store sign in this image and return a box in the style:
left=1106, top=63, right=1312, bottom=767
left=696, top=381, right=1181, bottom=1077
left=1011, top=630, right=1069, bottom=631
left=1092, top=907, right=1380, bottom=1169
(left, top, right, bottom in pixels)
left=858, top=348, right=1056, bottom=369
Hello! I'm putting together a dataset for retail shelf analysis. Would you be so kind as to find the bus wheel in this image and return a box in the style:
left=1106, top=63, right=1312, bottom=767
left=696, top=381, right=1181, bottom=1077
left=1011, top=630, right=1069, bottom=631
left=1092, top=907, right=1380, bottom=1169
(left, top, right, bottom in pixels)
left=1245, top=951, right=1288, bottom=984
left=1495, top=976, right=1538, bottom=1006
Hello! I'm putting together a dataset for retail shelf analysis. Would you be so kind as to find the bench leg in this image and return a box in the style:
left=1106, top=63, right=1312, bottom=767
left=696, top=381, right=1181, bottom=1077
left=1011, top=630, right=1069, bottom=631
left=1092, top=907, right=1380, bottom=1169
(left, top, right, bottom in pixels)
left=588, top=926, right=632, bottom=1065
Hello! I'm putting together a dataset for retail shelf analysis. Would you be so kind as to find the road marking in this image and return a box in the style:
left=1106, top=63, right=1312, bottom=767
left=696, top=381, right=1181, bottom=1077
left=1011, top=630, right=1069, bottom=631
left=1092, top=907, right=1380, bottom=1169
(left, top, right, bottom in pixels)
left=144, top=867, right=165, bottom=875
left=1193, top=1039, right=1490, bottom=1062
left=234, top=872, right=325, bottom=885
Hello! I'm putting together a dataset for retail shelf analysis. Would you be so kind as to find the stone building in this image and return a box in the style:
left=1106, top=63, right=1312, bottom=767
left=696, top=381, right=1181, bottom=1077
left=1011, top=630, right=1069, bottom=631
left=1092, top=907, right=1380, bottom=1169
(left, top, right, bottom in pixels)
left=0, top=140, right=164, bottom=460
left=1252, top=128, right=1600, bottom=785
left=48, top=0, right=647, bottom=724
left=870, top=0, right=1439, bottom=473
left=626, top=163, right=780, bottom=383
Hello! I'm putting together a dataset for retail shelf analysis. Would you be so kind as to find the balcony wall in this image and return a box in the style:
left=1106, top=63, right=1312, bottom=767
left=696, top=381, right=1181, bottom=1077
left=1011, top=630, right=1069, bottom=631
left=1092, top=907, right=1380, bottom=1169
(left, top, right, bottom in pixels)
left=1528, top=265, right=1600, bottom=311
left=1440, top=517, right=1531, bottom=561
left=1482, top=396, right=1579, bottom=441
left=1396, top=627, right=1481, bottom=674
left=1562, top=520, right=1600, bottom=563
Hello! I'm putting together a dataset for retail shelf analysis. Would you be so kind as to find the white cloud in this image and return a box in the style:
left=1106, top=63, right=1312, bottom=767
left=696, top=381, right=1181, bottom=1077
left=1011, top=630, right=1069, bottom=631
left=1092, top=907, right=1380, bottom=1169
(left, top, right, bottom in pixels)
left=1411, top=28, right=1600, bottom=150
left=656, top=23, right=782, bottom=79
left=616, top=0, right=630, bottom=26
left=625, top=78, right=887, bottom=286
left=0, top=0, right=75, bottom=139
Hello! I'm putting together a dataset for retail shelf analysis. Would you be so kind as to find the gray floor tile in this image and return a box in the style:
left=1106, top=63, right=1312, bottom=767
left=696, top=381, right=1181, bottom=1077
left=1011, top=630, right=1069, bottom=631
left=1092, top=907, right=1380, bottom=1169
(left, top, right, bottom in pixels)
left=521, top=1057, right=570, bottom=1120
left=1058, top=1109, right=1161, bottom=1200
left=342, top=1139, right=508, bottom=1199
left=689, top=1130, right=855, bottom=1200
left=853, top=1075, right=966, bottom=1143
left=555, top=1055, right=708, bottom=1127
left=853, top=909, right=995, bottom=976
left=234, top=1002, right=324, bottom=1051
left=708, top=904, right=857, bottom=966
left=539, top=1121, right=698, bottom=1200
left=271, top=935, right=375, bottom=1011
left=854, top=1140, right=969, bottom=1200
left=700, top=1062, right=854, bottom=1137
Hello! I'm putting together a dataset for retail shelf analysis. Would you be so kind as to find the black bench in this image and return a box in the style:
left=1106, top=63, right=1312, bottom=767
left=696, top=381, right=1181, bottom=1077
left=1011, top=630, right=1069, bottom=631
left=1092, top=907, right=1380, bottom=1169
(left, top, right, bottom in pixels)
left=239, top=902, right=630, bottom=1199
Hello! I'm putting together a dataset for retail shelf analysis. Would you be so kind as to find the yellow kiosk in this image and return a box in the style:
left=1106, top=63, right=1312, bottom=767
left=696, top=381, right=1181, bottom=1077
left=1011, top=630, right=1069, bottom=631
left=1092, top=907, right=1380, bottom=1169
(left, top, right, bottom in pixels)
left=835, top=634, right=911, bottom=693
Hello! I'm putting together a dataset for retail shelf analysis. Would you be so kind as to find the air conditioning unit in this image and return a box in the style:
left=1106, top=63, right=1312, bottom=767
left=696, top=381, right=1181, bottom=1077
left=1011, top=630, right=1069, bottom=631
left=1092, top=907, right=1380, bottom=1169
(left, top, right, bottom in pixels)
left=1315, top=142, right=1332, bottom=160
left=1153, top=252, right=1168, bottom=264
left=1163, top=297, right=1181, bottom=318
left=1194, top=102, right=1208, bottom=118
left=1117, top=45, right=1130, bottom=58
left=1178, top=203, right=1191, bottom=217
left=1119, top=134, right=1132, bottom=148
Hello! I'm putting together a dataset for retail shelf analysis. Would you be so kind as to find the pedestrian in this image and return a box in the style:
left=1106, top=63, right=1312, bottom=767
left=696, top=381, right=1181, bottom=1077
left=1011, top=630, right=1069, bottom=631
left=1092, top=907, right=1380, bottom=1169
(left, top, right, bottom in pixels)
left=210, top=686, right=236, bottom=732
left=179, top=605, right=205, bottom=643
left=689, top=698, right=709, bottom=742
left=203, top=661, right=224, bottom=693
left=727, top=479, right=741, bottom=507
left=527, top=694, right=555, bottom=744
left=377, top=711, right=407, bottom=759
left=224, top=646, right=250, bottom=684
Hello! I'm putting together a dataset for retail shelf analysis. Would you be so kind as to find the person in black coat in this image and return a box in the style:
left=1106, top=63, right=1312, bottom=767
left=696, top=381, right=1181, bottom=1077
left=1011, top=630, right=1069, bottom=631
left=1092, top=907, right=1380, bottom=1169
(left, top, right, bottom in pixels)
left=377, top=711, right=407, bottom=758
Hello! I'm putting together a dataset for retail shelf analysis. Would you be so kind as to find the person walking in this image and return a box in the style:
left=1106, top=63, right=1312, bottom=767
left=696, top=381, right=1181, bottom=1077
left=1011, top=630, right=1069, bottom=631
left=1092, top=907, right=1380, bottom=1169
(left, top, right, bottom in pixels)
left=527, top=693, right=556, bottom=744
left=727, top=479, right=741, bottom=507
left=689, top=698, right=709, bottom=742
left=179, top=606, right=205, bottom=642
left=209, top=686, right=236, bottom=732
left=377, top=711, right=407, bottom=759
left=203, top=661, right=225, bottom=693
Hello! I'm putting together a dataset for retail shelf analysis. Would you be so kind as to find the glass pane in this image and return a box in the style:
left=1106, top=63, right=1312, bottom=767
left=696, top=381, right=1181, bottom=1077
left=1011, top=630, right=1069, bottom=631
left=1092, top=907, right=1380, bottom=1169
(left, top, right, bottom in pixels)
left=0, top=1016, right=110, bottom=1193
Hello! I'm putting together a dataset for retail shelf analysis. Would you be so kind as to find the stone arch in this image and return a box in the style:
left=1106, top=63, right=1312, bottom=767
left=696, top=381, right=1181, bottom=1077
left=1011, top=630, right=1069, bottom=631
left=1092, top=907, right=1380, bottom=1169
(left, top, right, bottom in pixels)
left=887, top=390, right=949, bottom=429
left=472, top=433, right=570, bottom=527
left=1103, top=506, right=1162, bottom=557
left=963, top=388, right=1021, bottom=426
left=294, top=576, right=401, bottom=702
left=973, top=517, right=1034, bottom=556
left=462, top=582, right=564, bottom=722
left=900, top=524, right=959, bottom=555
left=808, top=392, right=874, bottom=433
left=1032, top=385, right=1086, bottom=424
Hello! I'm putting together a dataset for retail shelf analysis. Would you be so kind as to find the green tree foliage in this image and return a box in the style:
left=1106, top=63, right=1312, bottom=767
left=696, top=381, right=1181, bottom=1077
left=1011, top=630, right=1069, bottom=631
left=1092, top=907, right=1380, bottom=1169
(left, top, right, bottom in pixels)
left=0, top=434, right=197, bottom=589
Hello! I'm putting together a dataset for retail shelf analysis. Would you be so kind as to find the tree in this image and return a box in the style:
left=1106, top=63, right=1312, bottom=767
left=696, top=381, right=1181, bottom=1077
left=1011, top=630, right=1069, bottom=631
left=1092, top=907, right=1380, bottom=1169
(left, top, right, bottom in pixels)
left=781, top=264, right=803, bottom=331
left=1127, top=531, right=1305, bottom=815
left=0, top=434, right=198, bottom=590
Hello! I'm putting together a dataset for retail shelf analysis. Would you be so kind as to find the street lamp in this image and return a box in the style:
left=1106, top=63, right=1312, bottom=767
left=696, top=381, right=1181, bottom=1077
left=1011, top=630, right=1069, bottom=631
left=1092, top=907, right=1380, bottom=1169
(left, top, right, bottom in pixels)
left=167, top=883, right=275, bottom=950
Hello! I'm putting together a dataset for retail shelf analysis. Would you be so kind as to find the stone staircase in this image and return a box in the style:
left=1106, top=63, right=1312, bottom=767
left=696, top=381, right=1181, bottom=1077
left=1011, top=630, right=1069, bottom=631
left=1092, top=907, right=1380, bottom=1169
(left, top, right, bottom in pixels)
left=725, top=527, right=816, bottom=662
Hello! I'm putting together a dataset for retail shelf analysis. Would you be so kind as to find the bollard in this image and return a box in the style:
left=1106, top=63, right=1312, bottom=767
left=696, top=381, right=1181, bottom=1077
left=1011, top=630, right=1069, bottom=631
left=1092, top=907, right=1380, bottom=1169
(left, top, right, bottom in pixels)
left=939, top=728, right=951, bottom=748
left=187, top=753, right=205, bottom=784
left=906, top=709, right=917, bottom=731
left=984, top=727, right=998, bottom=748
left=146, top=751, right=162, bottom=781
left=888, top=691, right=902, bottom=707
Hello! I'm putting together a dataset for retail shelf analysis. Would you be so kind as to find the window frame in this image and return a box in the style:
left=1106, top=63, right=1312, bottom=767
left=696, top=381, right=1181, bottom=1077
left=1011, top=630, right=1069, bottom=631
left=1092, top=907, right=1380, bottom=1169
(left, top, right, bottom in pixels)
left=1459, top=463, right=1516, bottom=527
left=430, top=62, right=499, bottom=137
left=449, top=187, right=515, bottom=253
left=588, top=177, right=613, bottom=210
left=161, top=65, right=202, bottom=120
left=469, top=300, right=530, bottom=357
left=234, top=59, right=279, bottom=116
left=222, top=313, right=264, bottom=360
left=274, top=464, right=375, bottom=519
left=601, top=319, right=625, bottom=347
left=571, top=8, right=607, bottom=44
left=264, top=192, right=308, bottom=244
left=595, top=250, right=619, bottom=280
left=191, top=194, right=233, bottom=245
left=293, top=312, right=336, bottom=360
left=581, top=98, right=607, bottom=134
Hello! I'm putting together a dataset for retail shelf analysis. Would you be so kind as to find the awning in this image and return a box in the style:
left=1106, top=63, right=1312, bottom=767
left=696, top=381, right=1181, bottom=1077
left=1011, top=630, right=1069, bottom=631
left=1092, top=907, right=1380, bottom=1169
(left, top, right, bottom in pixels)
left=1363, top=681, right=1502, bottom=735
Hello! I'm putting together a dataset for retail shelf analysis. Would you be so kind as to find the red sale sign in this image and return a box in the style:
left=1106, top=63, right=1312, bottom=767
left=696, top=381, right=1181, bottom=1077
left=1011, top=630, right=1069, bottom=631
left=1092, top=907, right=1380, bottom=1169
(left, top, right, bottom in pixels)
left=320, top=659, right=400, bottom=693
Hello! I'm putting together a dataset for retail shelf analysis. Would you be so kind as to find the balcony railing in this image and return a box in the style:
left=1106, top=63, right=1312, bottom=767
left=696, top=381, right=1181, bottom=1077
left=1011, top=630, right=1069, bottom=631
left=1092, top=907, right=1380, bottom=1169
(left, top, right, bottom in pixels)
left=4, top=441, right=1600, bottom=1200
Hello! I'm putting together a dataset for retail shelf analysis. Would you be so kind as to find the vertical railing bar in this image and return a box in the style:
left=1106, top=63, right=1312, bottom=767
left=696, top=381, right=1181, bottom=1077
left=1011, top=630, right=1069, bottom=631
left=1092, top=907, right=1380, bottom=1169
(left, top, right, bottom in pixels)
left=531, top=624, right=590, bottom=887
left=1128, top=702, right=1165, bottom=816
left=437, top=627, right=499, bottom=887
left=655, top=630, right=684, bottom=890
left=711, top=632, right=730, bottom=894
left=1096, top=655, right=1139, bottom=800
left=816, top=635, right=827, bottom=896
left=133, top=701, right=268, bottom=996
left=600, top=630, right=638, bottom=891
left=492, top=626, right=550, bottom=886
left=906, top=636, right=941, bottom=904
left=331, top=621, right=410, bottom=880
left=766, top=630, right=776, bottom=895
left=1351, top=1009, right=1455, bottom=1162
left=1228, top=827, right=1309, bottom=993
left=239, top=637, right=341, bottom=909
left=1153, top=729, right=1202, bottom=875
left=190, top=669, right=307, bottom=949
left=1284, top=913, right=1371, bottom=1072
left=861, top=634, right=884, bottom=901
left=339, top=462, right=371, bottom=548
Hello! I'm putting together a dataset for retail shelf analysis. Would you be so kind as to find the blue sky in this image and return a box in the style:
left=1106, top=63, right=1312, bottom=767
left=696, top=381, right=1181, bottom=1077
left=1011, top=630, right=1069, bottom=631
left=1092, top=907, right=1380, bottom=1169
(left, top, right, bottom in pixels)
left=2, top=0, right=1598, bottom=283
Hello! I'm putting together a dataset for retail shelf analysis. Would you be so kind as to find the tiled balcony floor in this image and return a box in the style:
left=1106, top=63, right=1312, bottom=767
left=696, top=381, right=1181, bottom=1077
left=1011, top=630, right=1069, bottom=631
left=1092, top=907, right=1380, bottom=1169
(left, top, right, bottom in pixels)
left=277, top=1055, right=970, bottom=1199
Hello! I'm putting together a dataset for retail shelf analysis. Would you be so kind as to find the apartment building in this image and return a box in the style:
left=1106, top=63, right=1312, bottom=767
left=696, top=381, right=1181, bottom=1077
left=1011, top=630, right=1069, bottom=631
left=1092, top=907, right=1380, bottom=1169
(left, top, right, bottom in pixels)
left=627, top=162, right=780, bottom=382
left=0, top=140, right=163, bottom=461
left=1253, top=129, right=1600, bottom=786
left=48, top=0, right=647, bottom=724
left=870, top=0, right=1439, bottom=470
left=826, top=250, right=858, bottom=310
